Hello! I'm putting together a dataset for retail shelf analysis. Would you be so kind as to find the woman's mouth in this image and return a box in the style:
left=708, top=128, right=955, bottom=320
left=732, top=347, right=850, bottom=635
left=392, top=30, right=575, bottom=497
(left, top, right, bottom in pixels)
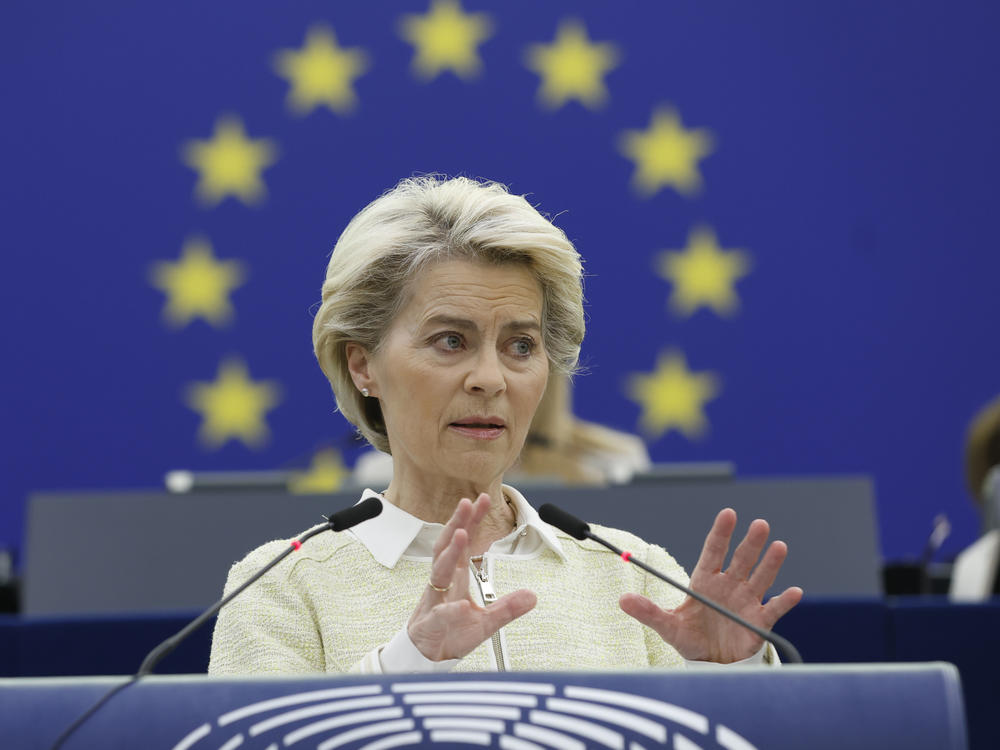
left=449, top=419, right=506, bottom=440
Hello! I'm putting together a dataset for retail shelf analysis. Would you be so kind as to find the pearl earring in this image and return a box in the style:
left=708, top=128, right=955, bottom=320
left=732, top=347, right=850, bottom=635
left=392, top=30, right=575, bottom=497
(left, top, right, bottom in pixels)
left=361, top=387, right=370, bottom=397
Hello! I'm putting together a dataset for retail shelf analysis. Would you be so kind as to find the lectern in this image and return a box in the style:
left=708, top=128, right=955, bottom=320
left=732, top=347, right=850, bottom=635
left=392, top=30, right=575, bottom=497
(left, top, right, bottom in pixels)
left=0, top=664, right=967, bottom=749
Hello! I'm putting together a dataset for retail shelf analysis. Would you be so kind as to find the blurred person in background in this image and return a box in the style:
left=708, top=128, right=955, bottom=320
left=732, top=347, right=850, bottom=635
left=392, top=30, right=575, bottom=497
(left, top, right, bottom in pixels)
left=965, top=394, right=1000, bottom=532
left=513, top=372, right=651, bottom=485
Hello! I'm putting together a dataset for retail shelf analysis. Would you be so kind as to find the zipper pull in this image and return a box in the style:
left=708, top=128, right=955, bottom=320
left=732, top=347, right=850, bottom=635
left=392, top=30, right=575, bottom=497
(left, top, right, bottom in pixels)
left=476, top=564, right=497, bottom=603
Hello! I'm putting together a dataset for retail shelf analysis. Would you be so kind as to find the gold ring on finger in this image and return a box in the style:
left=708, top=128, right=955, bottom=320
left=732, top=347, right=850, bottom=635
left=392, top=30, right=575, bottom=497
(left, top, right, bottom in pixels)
left=428, top=581, right=452, bottom=593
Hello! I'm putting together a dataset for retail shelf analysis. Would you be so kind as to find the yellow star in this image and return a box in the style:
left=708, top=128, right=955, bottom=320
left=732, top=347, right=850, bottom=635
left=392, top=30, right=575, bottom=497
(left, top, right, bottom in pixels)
left=273, top=26, right=369, bottom=116
left=149, top=237, right=246, bottom=328
left=626, top=351, right=720, bottom=440
left=619, top=106, right=714, bottom=196
left=185, top=358, right=282, bottom=449
left=288, top=447, right=349, bottom=494
left=656, top=226, right=751, bottom=317
left=524, top=19, right=620, bottom=110
left=399, top=0, right=493, bottom=80
left=180, top=116, right=278, bottom=207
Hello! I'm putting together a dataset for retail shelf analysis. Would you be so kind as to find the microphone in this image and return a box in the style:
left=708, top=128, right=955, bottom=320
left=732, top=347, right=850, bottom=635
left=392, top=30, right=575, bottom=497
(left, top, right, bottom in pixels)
left=326, top=495, right=385, bottom=531
left=919, top=514, right=951, bottom=594
left=49, top=497, right=382, bottom=750
left=538, top=503, right=803, bottom=664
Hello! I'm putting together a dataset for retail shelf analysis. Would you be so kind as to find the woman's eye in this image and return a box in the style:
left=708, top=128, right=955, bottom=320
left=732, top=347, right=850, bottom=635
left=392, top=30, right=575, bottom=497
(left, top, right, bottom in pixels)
left=438, top=333, right=463, bottom=350
left=510, top=338, right=535, bottom=357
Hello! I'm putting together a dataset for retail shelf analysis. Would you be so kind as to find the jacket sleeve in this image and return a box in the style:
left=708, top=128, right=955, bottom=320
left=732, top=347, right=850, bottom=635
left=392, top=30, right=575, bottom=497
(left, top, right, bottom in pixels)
left=208, top=545, right=325, bottom=674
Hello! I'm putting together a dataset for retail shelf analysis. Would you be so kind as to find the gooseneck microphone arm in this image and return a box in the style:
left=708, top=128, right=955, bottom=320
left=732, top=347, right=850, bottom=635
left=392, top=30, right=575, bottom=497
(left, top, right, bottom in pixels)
left=49, top=497, right=383, bottom=750
left=538, top=503, right=802, bottom=664
left=137, top=498, right=380, bottom=675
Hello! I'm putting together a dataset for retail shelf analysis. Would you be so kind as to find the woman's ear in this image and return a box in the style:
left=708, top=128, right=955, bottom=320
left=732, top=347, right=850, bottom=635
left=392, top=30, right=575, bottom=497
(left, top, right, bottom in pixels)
left=345, top=342, right=377, bottom=397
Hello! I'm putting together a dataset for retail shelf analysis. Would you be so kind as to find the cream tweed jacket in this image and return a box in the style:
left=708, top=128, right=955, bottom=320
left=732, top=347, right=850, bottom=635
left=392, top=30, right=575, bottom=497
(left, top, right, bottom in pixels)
left=208, top=488, right=690, bottom=674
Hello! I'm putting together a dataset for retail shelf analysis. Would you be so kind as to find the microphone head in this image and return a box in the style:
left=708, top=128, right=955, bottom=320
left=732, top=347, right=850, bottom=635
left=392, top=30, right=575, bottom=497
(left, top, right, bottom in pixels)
left=538, top=503, right=590, bottom=540
left=328, top=497, right=382, bottom=531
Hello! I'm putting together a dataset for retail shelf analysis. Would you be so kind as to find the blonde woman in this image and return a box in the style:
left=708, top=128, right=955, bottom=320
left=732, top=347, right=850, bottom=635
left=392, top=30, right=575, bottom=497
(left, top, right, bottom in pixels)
left=209, top=176, right=801, bottom=674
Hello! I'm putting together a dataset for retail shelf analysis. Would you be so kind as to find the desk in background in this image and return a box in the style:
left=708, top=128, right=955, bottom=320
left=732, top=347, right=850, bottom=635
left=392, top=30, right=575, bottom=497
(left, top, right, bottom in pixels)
left=23, top=476, right=880, bottom=616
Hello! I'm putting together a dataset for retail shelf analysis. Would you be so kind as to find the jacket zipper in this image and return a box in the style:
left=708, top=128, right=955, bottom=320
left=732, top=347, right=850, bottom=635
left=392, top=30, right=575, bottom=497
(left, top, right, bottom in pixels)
left=472, top=557, right=506, bottom=672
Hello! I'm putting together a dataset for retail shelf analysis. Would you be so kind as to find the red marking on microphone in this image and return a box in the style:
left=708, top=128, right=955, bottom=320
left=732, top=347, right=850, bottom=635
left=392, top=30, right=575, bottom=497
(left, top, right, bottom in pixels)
left=290, top=540, right=302, bottom=551
left=621, top=551, right=632, bottom=562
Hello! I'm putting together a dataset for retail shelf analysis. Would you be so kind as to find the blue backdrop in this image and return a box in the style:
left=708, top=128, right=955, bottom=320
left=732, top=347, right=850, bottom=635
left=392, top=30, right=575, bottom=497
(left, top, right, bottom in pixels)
left=3, top=1, right=998, bottom=569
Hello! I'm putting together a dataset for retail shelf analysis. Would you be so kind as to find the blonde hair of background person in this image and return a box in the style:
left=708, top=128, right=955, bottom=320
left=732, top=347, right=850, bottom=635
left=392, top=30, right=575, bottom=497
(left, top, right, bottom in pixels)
left=515, top=372, right=651, bottom=485
left=210, top=175, right=801, bottom=675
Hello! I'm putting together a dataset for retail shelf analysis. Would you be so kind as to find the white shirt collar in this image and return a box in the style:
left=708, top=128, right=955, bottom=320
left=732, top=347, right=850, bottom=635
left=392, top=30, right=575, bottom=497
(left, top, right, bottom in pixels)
left=348, top=484, right=566, bottom=568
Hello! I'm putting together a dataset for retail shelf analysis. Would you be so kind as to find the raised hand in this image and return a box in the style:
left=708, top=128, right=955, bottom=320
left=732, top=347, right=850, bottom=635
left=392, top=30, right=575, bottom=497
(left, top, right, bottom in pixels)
left=620, top=508, right=803, bottom=663
left=407, top=493, right=537, bottom=661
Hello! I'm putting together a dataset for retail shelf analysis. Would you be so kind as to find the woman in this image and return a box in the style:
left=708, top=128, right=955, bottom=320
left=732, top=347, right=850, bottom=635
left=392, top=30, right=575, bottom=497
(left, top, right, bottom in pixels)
left=209, top=175, right=802, bottom=674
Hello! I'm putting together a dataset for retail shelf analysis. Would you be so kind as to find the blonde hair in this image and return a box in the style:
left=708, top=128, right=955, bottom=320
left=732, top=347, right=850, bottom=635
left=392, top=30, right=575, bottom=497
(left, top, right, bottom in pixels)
left=516, top=373, right=651, bottom=485
left=312, top=175, right=585, bottom=452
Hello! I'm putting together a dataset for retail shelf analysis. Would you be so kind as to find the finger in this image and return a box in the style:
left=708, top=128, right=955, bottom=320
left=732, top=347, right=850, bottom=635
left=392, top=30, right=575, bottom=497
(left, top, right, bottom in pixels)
left=429, top=528, right=468, bottom=594
left=619, top=593, right=678, bottom=644
left=446, top=494, right=490, bottom=553
left=453, top=534, right=471, bottom=597
left=433, top=498, right=474, bottom=557
left=467, top=493, right=492, bottom=530
left=482, top=589, right=537, bottom=632
left=695, top=508, right=738, bottom=574
left=760, top=586, right=804, bottom=628
left=747, top=540, right=788, bottom=597
left=727, top=519, right=769, bottom=581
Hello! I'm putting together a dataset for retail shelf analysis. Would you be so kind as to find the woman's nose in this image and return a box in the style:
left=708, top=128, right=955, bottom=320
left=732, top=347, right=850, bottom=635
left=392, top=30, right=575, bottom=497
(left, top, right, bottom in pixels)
left=465, top=348, right=506, bottom=395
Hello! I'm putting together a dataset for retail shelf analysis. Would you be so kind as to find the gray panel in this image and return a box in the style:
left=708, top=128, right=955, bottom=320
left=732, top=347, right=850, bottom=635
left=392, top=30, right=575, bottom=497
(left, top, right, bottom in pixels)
left=24, top=491, right=341, bottom=615
left=24, top=476, right=880, bottom=615
left=527, top=477, right=881, bottom=599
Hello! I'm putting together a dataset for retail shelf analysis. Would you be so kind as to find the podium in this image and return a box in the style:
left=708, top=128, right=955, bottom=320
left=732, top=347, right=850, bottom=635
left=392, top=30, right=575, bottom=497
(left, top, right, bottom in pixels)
left=0, top=664, right=967, bottom=749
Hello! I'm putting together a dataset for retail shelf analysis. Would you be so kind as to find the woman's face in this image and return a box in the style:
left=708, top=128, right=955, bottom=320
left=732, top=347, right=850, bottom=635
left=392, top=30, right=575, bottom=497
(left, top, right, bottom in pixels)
left=361, top=258, right=549, bottom=488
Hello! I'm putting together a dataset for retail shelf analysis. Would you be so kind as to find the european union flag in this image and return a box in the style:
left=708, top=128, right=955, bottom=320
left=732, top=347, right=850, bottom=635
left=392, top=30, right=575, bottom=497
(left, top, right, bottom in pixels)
left=3, top=0, right=999, bottom=568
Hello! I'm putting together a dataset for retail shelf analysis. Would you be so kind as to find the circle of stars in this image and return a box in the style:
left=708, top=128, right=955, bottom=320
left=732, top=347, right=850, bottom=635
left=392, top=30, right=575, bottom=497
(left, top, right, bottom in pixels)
left=154, top=0, right=761, bottom=473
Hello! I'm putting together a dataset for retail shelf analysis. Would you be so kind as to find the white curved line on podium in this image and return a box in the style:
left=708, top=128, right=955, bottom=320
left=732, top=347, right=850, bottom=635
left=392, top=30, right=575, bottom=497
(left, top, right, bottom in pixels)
left=564, top=686, right=710, bottom=734
left=422, top=717, right=506, bottom=733
left=411, top=704, right=522, bottom=720
left=428, top=729, right=492, bottom=745
left=249, top=696, right=394, bottom=736
left=514, top=721, right=587, bottom=750
left=217, top=685, right=383, bottom=726
left=392, top=681, right=555, bottom=695
left=530, top=708, right=625, bottom=749
left=316, top=718, right=415, bottom=750
left=545, top=698, right=665, bottom=742
left=401, top=691, right=538, bottom=707
left=358, top=730, right=423, bottom=750
left=282, top=707, right=404, bottom=746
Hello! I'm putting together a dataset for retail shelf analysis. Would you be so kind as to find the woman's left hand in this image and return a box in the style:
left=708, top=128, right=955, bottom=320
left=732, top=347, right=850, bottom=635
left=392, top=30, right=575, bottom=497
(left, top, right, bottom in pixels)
left=619, top=508, right=803, bottom=663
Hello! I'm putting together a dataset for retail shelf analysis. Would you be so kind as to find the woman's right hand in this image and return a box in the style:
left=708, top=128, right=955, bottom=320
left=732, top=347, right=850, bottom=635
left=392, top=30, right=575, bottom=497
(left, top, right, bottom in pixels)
left=407, top=493, right=537, bottom=662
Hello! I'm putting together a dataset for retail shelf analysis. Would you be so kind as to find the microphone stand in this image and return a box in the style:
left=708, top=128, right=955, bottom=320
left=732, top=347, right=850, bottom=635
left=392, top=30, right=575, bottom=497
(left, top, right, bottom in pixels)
left=49, top=498, right=382, bottom=750
left=138, top=522, right=329, bottom=676
left=585, top=528, right=802, bottom=664
left=538, top=503, right=802, bottom=664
